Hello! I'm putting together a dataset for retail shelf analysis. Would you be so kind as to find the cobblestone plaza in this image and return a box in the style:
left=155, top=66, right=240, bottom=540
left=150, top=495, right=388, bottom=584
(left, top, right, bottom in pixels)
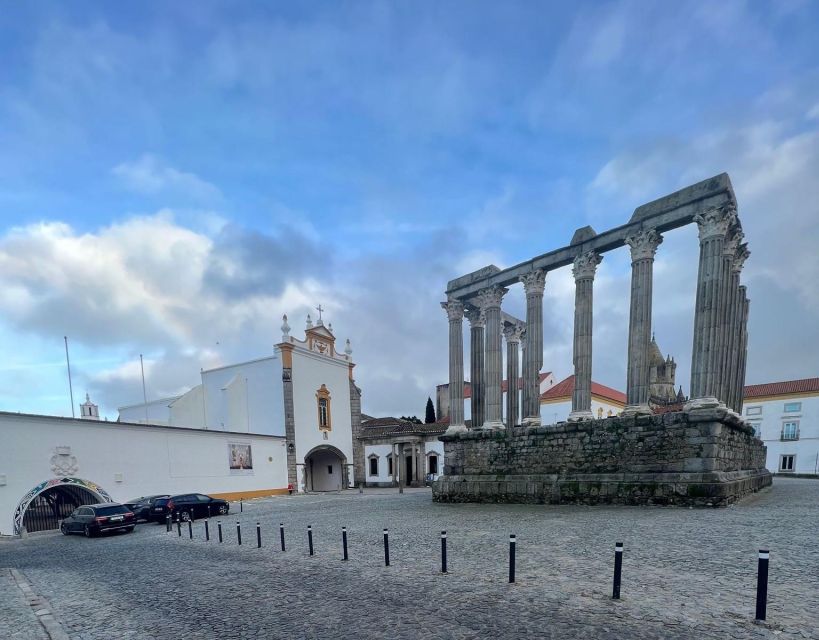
left=2, top=478, right=818, bottom=639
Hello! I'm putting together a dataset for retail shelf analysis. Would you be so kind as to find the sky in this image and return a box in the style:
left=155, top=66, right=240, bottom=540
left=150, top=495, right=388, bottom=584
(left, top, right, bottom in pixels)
left=0, top=1, right=818, bottom=421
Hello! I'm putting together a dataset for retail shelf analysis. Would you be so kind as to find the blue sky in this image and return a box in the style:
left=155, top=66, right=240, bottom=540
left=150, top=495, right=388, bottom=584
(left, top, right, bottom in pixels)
left=1, top=1, right=818, bottom=419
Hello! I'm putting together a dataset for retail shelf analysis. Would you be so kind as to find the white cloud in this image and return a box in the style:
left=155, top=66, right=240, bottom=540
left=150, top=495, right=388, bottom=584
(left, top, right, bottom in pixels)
left=112, top=154, right=222, bottom=202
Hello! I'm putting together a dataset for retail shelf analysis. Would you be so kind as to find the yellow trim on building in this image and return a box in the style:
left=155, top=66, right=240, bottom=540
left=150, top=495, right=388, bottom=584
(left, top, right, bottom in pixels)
left=744, top=391, right=819, bottom=403
left=209, top=488, right=290, bottom=502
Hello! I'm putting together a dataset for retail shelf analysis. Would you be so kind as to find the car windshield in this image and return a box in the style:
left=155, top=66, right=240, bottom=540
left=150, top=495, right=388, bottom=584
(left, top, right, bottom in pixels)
left=95, top=505, right=129, bottom=516
left=154, top=498, right=169, bottom=506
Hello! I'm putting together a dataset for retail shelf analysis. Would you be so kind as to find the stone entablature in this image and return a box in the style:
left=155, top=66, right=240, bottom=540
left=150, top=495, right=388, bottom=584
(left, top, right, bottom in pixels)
left=433, top=410, right=771, bottom=506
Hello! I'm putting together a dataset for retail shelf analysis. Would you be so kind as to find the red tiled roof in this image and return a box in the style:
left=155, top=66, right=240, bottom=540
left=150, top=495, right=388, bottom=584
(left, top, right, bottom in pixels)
left=462, top=372, right=552, bottom=399
left=743, top=378, right=819, bottom=398
left=539, top=375, right=626, bottom=405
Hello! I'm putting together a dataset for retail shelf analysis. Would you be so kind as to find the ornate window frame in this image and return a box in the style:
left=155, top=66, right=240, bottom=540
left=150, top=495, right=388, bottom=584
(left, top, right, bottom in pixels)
left=316, top=384, right=332, bottom=431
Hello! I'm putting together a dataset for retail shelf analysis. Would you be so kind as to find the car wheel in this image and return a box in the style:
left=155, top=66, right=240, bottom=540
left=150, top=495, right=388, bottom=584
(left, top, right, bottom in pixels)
left=218, top=504, right=228, bottom=515
left=125, top=526, right=135, bottom=533
left=180, top=510, right=191, bottom=522
left=84, top=524, right=94, bottom=538
left=60, top=523, right=69, bottom=535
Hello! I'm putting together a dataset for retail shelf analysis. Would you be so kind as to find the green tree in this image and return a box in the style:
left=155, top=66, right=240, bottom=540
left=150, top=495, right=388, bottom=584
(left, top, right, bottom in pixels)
left=424, top=397, right=436, bottom=423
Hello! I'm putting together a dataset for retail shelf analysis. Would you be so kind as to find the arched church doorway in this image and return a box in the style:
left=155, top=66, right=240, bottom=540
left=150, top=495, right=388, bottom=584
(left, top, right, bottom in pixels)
left=304, top=445, right=346, bottom=492
left=13, top=477, right=112, bottom=535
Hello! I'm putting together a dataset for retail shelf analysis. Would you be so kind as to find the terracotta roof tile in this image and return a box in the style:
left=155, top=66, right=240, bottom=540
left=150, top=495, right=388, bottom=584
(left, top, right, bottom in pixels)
left=539, top=374, right=626, bottom=405
left=743, top=378, right=819, bottom=398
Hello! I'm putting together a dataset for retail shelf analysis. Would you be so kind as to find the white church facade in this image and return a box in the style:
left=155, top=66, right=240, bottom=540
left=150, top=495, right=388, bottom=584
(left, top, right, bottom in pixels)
left=0, top=313, right=363, bottom=537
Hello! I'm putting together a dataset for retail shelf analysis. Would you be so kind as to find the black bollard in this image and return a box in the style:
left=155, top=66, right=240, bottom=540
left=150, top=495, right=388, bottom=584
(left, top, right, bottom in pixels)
left=509, top=535, right=516, bottom=583
left=205, top=520, right=210, bottom=541
left=190, top=509, right=195, bottom=523
left=217, top=521, right=223, bottom=543
left=188, top=520, right=193, bottom=539
left=755, top=549, right=769, bottom=621
left=237, top=521, right=242, bottom=546
left=240, top=499, right=243, bottom=513
left=257, top=522, right=262, bottom=548
left=177, top=520, right=182, bottom=537
left=207, top=505, right=211, bottom=518
left=280, top=523, right=286, bottom=551
left=441, top=531, right=448, bottom=574
left=612, top=542, right=623, bottom=599
left=342, top=527, right=348, bottom=561
left=383, top=529, right=390, bottom=567
left=308, top=525, right=314, bottom=556
left=166, top=514, right=171, bottom=532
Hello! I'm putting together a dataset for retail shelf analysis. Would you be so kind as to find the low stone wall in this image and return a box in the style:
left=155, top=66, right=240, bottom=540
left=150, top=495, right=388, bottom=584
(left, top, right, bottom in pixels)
left=432, top=408, right=771, bottom=506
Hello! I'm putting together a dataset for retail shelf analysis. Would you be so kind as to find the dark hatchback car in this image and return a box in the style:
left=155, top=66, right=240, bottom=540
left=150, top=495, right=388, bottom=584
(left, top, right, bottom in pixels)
left=150, top=493, right=229, bottom=523
left=124, top=495, right=169, bottom=521
left=60, top=503, right=135, bottom=537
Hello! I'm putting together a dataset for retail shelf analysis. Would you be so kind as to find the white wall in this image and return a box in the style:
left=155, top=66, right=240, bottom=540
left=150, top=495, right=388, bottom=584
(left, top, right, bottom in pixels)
left=364, top=444, right=394, bottom=484
left=118, top=396, right=178, bottom=425
left=169, top=385, right=206, bottom=428
left=0, top=412, right=287, bottom=536
left=744, top=395, right=819, bottom=475
left=291, top=350, right=354, bottom=474
left=540, top=397, right=622, bottom=424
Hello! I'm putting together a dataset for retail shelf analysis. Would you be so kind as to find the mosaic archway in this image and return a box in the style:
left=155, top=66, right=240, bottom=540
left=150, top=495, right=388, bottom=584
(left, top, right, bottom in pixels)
left=13, top=477, right=113, bottom=536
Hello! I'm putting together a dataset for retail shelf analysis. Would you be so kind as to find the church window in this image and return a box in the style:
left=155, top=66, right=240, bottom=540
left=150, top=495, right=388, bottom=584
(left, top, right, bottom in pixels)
left=387, top=455, right=393, bottom=476
left=428, top=455, right=438, bottom=475
left=327, top=465, right=333, bottom=474
left=316, top=385, right=332, bottom=431
left=369, top=457, right=379, bottom=476
left=597, top=407, right=603, bottom=418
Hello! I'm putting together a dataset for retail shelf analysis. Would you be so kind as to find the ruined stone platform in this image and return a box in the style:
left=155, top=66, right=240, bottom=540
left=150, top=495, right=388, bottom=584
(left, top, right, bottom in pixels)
left=433, top=409, right=771, bottom=507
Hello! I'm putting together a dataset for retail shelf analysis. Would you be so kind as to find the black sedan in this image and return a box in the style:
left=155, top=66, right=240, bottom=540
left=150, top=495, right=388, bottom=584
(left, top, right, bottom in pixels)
left=124, top=494, right=169, bottom=521
left=60, top=503, right=136, bottom=537
left=152, top=493, right=229, bottom=522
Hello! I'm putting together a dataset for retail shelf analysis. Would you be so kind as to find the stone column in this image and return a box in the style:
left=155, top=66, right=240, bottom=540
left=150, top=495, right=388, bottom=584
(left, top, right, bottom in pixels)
left=735, top=287, right=750, bottom=414
left=441, top=298, right=466, bottom=433
left=569, top=251, right=602, bottom=421
left=715, top=229, right=743, bottom=406
left=623, top=229, right=663, bottom=415
left=519, top=270, right=546, bottom=425
left=476, top=285, right=507, bottom=429
left=723, top=243, right=749, bottom=411
left=504, top=323, right=523, bottom=429
left=688, top=204, right=737, bottom=407
left=391, top=443, right=397, bottom=487
left=465, top=308, right=485, bottom=430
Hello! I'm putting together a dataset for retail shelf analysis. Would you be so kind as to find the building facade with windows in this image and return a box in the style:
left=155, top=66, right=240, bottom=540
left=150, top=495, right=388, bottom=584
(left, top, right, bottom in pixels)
left=743, top=378, right=819, bottom=476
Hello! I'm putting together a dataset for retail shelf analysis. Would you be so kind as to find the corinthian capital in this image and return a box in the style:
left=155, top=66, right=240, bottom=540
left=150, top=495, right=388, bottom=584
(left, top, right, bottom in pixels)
left=624, top=229, right=663, bottom=263
left=475, top=285, right=507, bottom=311
left=572, top=251, right=603, bottom=281
left=464, top=307, right=485, bottom=328
left=441, top=297, right=464, bottom=322
left=503, top=323, right=524, bottom=344
left=519, top=269, right=547, bottom=296
left=731, top=243, right=750, bottom=274
left=694, top=204, right=737, bottom=242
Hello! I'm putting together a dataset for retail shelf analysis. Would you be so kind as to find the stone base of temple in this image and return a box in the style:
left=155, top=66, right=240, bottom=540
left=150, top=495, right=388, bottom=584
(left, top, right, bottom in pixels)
left=432, top=410, right=772, bottom=507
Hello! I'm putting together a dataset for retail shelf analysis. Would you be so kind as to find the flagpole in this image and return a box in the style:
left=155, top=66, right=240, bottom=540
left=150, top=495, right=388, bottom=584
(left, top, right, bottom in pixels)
left=64, top=336, right=75, bottom=418
left=140, top=354, right=148, bottom=423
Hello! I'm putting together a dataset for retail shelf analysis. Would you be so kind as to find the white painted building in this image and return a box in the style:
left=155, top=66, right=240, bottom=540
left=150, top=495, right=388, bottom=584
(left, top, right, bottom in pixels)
left=2, top=313, right=364, bottom=536
left=359, top=418, right=446, bottom=487
left=539, top=374, right=626, bottom=424
left=742, top=378, right=819, bottom=476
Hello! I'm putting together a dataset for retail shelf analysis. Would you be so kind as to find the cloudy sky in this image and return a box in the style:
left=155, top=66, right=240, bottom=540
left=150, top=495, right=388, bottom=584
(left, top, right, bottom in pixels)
left=1, top=1, right=817, bottom=420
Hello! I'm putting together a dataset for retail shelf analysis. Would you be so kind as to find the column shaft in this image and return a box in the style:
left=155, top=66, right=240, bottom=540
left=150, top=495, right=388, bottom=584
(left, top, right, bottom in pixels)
left=477, top=286, right=507, bottom=429
left=569, top=252, right=602, bottom=421
left=504, top=324, right=522, bottom=429
left=624, top=230, right=662, bottom=413
left=466, top=309, right=485, bottom=430
left=441, top=299, right=466, bottom=433
left=689, top=205, right=737, bottom=404
left=735, top=288, right=750, bottom=414
left=520, top=271, right=546, bottom=425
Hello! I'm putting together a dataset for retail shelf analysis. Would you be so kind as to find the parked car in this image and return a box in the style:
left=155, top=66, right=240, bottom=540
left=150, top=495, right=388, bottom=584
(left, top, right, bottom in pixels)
left=60, top=503, right=135, bottom=537
left=150, top=493, right=229, bottom=523
left=124, top=494, right=170, bottom=522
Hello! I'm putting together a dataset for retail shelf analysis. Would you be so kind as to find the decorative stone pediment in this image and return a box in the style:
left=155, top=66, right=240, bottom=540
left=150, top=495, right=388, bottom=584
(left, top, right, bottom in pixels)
left=50, top=447, right=78, bottom=476
left=306, top=324, right=336, bottom=356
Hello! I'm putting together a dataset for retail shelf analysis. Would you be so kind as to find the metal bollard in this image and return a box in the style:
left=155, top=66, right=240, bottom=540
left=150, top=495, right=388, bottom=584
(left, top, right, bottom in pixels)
left=237, top=521, right=242, bottom=546
left=240, top=499, right=243, bottom=513
left=612, top=542, right=623, bottom=599
left=383, top=529, right=390, bottom=567
left=205, top=520, right=210, bottom=541
left=188, top=520, right=193, bottom=539
left=190, top=509, right=195, bottom=523
left=756, top=549, right=769, bottom=621
left=509, top=535, right=516, bottom=583
left=217, top=521, right=223, bottom=543
left=441, top=531, right=448, bottom=574
left=257, top=522, right=262, bottom=548
left=280, top=523, right=286, bottom=551
left=308, top=525, right=314, bottom=556
left=342, top=527, right=348, bottom=561
left=207, top=505, right=211, bottom=518
left=166, top=514, right=171, bottom=532
left=177, top=520, right=182, bottom=537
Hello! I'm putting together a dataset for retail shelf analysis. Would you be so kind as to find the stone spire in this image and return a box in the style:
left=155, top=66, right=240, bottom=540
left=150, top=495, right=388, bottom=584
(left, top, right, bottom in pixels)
left=281, top=314, right=291, bottom=342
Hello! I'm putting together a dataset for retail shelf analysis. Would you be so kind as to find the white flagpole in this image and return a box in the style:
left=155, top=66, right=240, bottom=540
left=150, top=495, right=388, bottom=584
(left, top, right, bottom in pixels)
left=64, top=336, right=75, bottom=418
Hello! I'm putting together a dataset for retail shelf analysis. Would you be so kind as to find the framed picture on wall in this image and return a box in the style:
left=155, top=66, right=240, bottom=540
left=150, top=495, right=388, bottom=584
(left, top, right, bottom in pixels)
left=228, top=442, right=253, bottom=475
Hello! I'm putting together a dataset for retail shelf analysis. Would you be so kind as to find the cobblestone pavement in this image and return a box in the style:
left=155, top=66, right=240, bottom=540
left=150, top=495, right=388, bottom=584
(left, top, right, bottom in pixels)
left=1, top=477, right=818, bottom=639
left=0, top=568, right=49, bottom=640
